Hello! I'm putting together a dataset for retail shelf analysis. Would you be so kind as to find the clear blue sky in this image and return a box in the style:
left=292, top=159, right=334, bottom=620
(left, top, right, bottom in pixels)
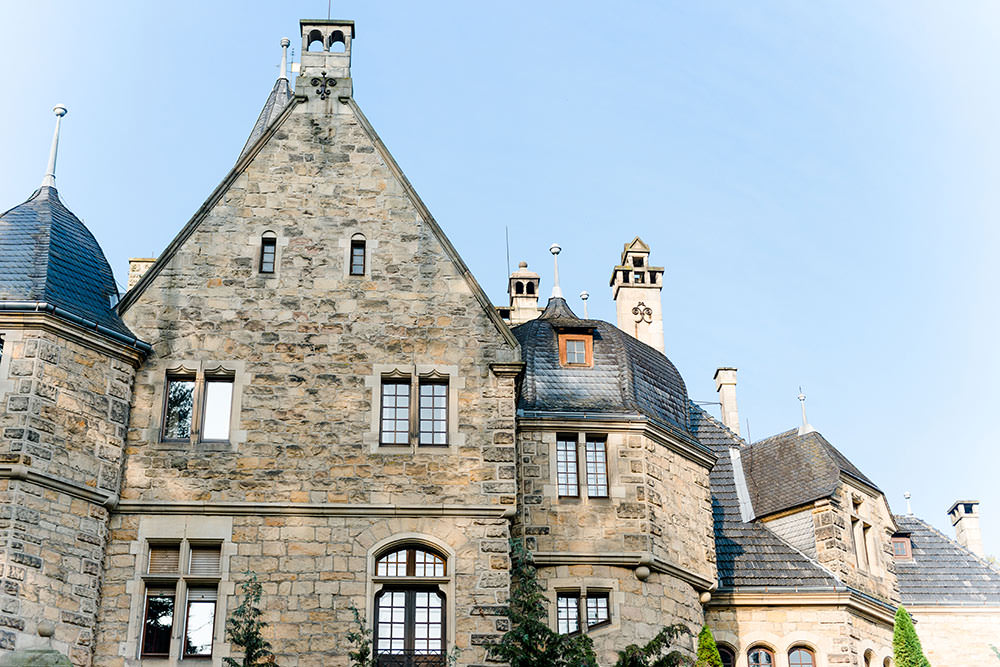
left=2, top=2, right=998, bottom=557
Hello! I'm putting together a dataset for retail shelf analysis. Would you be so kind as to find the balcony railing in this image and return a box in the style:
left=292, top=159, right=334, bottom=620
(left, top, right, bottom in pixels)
left=375, top=650, right=445, bottom=667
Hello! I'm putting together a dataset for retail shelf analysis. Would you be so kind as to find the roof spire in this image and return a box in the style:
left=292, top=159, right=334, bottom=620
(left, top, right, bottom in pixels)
left=549, top=243, right=563, bottom=298
left=41, top=104, right=67, bottom=188
left=580, top=290, right=589, bottom=318
left=904, top=491, right=913, bottom=516
left=279, top=37, right=290, bottom=80
left=797, top=387, right=815, bottom=435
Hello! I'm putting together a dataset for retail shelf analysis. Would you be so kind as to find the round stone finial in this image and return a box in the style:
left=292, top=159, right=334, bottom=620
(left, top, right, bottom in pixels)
left=634, top=565, right=650, bottom=581
left=280, top=37, right=290, bottom=47
left=52, top=104, right=67, bottom=117
left=699, top=591, right=712, bottom=604
left=580, top=291, right=589, bottom=301
left=37, top=621, right=55, bottom=638
left=549, top=243, right=561, bottom=256
left=518, top=261, right=527, bottom=269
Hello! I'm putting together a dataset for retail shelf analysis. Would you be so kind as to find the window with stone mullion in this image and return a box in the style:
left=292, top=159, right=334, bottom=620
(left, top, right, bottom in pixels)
left=418, top=380, right=448, bottom=446
left=380, top=379, right=410, bottom=445
left=556, top=592, right=580, bottom=634
left=556, top=437, right=579, bottom=497
left=585, top=437, right=608, bottom=497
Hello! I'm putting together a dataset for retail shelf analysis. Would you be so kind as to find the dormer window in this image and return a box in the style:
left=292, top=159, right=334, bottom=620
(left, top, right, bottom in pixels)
left=892, top=536, right=912, bottom=559
left=558, top=333, right=593, bottom=368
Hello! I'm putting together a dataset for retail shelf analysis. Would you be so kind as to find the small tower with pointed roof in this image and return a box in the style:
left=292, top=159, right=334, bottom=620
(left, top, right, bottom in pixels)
left=610, top=237, right=665, bottom=353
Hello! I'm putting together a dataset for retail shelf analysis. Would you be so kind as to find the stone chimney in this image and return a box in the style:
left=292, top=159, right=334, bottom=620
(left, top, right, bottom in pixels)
left=508, top=261, right=541, bottom=325
left=948, top=501, right=984, bottom=556
left=297, top=19, right=355, bottom=104
left=610, top=237, right=665, bottom=353
left=714, top=367, right=739, bottom=435
left=127, top=258, right=156, bottom=290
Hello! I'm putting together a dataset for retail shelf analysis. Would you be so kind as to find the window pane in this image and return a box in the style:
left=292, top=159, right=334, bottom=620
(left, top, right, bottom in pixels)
left=585, top=438, right=608, bottom=497
left=749, top=649, right=773, bottom=667
left=376, top=548, right=408, bottom=577
left=556, top=438, right=578, bottom=496
left=202, top=380, right=233, bottom=440
left=413, top=549, right=446, bottom=577
left=351, top=241, right=366, bottom=275
left=412, top=591, right=444, bottom=654
left=380, top=380, right=410, bottom=445
left=163, top=379, right=194, bottom=439
left=142, top=591, right=175, bottom=656
left=719, top=647, right=736, bottom=667
left=586, top=592, right=609, bottom=627
left=419, top=382, right=448, bottom=446
left=375, top=591, right=407, bottom=653
left=260, top=238, right=276, bottom=273
left=184, top=590, right=217, bottom=656
left=789, top=649, right=815, bottom=667
left=566, top=339, right=587, bottom=365
left=557, top=592, right=579, bottom=634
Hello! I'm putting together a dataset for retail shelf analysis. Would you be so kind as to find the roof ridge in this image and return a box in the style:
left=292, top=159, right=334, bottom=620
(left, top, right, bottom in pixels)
left=751, top=427, right=798, bottom=446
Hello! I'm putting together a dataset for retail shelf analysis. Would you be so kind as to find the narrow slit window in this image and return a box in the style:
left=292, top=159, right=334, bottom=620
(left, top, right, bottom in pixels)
left=163, top=377, right=195, bottom=440
left=556, top=437, right=579, bottom=497
left=202, top=378, right=234, bottom=441
left=183, top=587, right=218, bottom=657
left=586, top=591, right=610, bottom=628
left=418, top=380, right=448, bottom=446
left=259, top=236, right=276, bottom=273
left=585, top=437, right=608, bottom=497
left=556, top=592, right=580, bottom=634
left=380, top=379, right=410, bottom=445
left=142, top=586, right=176, bottom=656
left=350, top=239, right=366, bottom=275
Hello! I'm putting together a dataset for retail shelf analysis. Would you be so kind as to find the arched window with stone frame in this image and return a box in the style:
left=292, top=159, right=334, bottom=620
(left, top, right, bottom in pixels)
left=371, top=542, right=450, bottom=666
left=788, top=646, right=816, bottom=667
left=748, top=646, right=774, bottom=667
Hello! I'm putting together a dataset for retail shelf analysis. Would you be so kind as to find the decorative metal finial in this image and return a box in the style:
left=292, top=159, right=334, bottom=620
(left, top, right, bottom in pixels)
left=549, top=243, right=563, bottom=299
left=904, top=492, right=913, bottom=516
left=797, top=387, right=815, bottom=435
left=41, top=104, right=67, bottom=188
left=580, top=290, right=589, bottom=318
left=280, top=37, right=290, bottom=80
left=311, top=71, right=337, bottom=100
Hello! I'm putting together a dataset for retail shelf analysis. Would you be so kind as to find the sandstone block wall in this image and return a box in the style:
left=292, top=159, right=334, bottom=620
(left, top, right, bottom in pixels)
left=907, top=607, right=1000, bottom=666
left=0, top=327, right=136, bottom=665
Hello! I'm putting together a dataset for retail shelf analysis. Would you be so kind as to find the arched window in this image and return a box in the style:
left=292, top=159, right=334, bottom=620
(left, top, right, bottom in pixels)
left=515, top=281, right=524, bottom=295
left=526, top=281, right=535, bottom=295
left=329, top=29, right=347, bottom=52
left=748, top=647, right=774, bottom=667
left=789, top=647, right=816, bottom=667
left=864, top=649, right=874, bottom=667
left=718, top=645, right=736, bottom=667
left=259, top=231, right=277, bottom=273
left=883, top=658, right=892, bottom=667
left=373, top=545, right=448, bottom=664
left=350, top=234, right=366, bottom=276
left=306, top=29, right=325, bottom=52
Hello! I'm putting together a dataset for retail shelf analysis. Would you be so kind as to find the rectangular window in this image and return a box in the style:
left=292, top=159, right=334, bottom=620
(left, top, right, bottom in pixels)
left=632, top=257, right=644, bottom=267
left=556, top=592, right=580, bottom=635
left=419, top=380, right=448, bottom=446
left=259, top=237, right=276, bottom=273
left=585, top=437, right=608, bottom=497
left=566, top=339, right=587, bottom=365
left=586, top=592, right=610, bottom=628
left=148, top=544, right=181, bottom=574
left=0, top=334, right=4, bottom=364
left=184, top=587, right=218, bottom=657
left=163, top=377, right=195, bottom=440
left=201, top=378, right=234, bottom=441
left=892, top=537, right=911, bottom=559
left=380, top=379, right=410, bottom=445
left=350, top=239, right=366, bottom=275
left=189, top=545, right=222, bottom=575
left=556, top=437, right=579, bottom=497
left=142, top=586, right=176, bottom=656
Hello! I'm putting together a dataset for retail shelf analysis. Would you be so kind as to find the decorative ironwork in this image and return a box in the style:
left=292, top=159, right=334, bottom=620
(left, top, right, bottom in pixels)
left=310, top=71, right=337, bottom=100
left=632, top=301, right=653, bottom=324
left=375, top=651, right=445, bottom=667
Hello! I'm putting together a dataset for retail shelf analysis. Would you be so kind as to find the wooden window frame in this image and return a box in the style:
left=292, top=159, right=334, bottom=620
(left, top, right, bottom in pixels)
left=350, top=239, right=366, bottom=276
left=788, top=647, right=816, bottom=667
left=556, top=591, right=580, bottom=635
left=418, top=379, right=449, bottom=447
left=182, top=588, right=218, bottom=657
left=718, top=645, right=736, bottom=667
left=379, top=377, right=412, bottom=446
left=892, top=536, right=912, bottom=559
left=585, top=590, right=611, bottom=629
left=558, top=333, right=593, bottom=368
left=748, top=647, right=775, bottom=667
left=141, top=588, right=176, bottom=657
left=556, top=436, right=579, bottom=497
left=259, top=236, right=277, bottom=273
left=584, top=436, right=609, bottom=498
left=161, top=371, right=235, bottom=445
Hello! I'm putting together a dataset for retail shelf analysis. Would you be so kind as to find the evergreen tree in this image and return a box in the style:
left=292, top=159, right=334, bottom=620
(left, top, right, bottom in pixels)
left=695, top=625, right=724, bottom=667
left=223, top=573, right=277, bottom=667
left=892, top=606, right=930, bottom=667
left=346, top=604, right=373, bottom=667
left=612, top=624, right=690, bottom=667
left=490, top=540, right=598, bottom=667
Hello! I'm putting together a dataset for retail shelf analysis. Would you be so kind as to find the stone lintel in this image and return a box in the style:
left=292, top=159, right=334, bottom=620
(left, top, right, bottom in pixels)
left=115, top=500, right=516, bottom=519
left=0, top=463, right=118, bottom=508
left=531, top=551, right=717, bottom=593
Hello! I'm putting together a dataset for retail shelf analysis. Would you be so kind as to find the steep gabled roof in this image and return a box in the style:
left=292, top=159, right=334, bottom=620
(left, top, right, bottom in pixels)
left=742, top=428, right=879, bottom=518
left=690, top=404, right=842, bottom=591
left=238, top=77, right=292, bottom=161
left=895, top=514, right=1000, bottom=606
left=0, top=185, right=135, bottom=338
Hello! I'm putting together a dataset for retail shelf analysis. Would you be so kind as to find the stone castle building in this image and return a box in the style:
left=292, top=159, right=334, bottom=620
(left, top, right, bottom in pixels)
left=0, top=18, right=997, bottom=667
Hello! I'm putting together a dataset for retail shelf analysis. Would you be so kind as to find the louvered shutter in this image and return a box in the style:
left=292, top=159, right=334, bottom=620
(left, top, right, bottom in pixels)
left=189, top=545, right=221, bottom=575
left=148, top=544, right=180, bottom=574
left=186, top=586, right=218, bottom=602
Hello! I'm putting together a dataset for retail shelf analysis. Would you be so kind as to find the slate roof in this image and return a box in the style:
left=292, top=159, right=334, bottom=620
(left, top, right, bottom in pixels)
left=742, top=428, right=879, bottom=518
left=895, top=514, right=1000, bottom=606
left=690, top=404, right=842, bottom=591
left=512, top=297, right=691, bottom=435
left=0, top=186, right=134, bottom=338
left=239, top=76, right=293, bottom=160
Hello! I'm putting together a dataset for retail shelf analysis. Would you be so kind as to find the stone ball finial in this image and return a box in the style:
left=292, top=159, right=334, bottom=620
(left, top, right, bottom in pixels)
left=518, top=261, right=527, bottom=269
left=549, top=243, right=561, bottom=256
left=52, top=105, right=67, bottom=117
left=37, top=621, right=55, bottom=638
left=699, top=591, right=712, bottom=604
left=280, top=37, right=290, bottom=47
left=634, top=565, right=650, bottom=581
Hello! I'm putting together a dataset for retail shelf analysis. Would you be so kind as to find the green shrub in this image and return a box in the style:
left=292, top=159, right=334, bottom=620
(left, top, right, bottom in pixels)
left=695, top=625, right=724, bottom=667
left=892, top=606, right=930, bottom=667
left=223, top=572, right=277, bottom=667
left=612, top=624, right=690, bottom=667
